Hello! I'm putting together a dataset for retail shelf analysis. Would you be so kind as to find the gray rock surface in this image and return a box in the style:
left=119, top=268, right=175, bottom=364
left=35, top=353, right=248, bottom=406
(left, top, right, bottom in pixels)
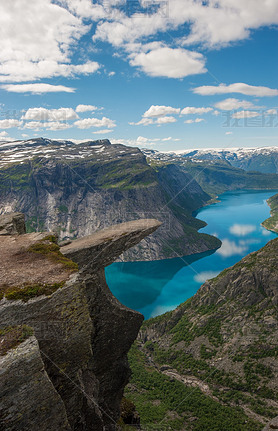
left=0, top=336, right=71, bottom=431
left=0, top=213, right=160, bottom=430
left=263, top=416, right=278, bottom=430
left=0, top=212, right=26, bottom=235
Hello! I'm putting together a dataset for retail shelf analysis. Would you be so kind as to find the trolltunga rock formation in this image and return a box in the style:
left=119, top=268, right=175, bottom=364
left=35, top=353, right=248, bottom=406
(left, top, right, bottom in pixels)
left=0, top=212, right=161, bottom=431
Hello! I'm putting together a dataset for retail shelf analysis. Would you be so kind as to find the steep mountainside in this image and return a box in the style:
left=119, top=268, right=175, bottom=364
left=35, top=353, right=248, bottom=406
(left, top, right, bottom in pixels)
left=144, top=149, right=278, bottom=197
left=126, top=238, right=278, bottom=430
left=0, top=138, right=220, bottom=261
left=263, top=193, right=278, bottom=233
left=166, top=147, right=278, bottom=174
left=0, top=213, right=160, bottom=430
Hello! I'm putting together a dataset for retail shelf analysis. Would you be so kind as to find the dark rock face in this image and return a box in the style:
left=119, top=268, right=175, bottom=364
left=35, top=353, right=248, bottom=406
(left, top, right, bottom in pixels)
left=0, top=138, right=220, bottom=261
left=0, top=212, right=26, bottom=235
left=0, top=213, right=160, bottom=430
left=0, top=336, right=71, bottom=431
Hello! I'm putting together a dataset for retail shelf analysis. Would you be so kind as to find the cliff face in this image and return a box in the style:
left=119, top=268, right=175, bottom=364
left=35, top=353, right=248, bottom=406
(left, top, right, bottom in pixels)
left=0, top=138, right=220, bottom=261
left=0, top=213, right=160, bottom=431
left=126, top=238, right=278, bottom=430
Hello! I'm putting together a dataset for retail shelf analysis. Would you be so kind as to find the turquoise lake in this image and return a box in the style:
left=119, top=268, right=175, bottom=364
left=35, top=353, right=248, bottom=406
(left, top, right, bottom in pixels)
left=105, top=190, right=278, bottom=319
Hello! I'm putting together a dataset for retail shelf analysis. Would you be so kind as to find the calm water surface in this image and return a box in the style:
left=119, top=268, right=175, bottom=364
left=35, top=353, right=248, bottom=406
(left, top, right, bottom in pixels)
left=105, top=190, right=278, bottom=319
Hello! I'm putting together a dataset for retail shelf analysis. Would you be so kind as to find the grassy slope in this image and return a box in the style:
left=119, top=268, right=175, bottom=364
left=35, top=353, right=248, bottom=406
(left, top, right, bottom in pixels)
left=262, top=193, right=278, bottom=232
left=125, top=239, right=278, bottom=430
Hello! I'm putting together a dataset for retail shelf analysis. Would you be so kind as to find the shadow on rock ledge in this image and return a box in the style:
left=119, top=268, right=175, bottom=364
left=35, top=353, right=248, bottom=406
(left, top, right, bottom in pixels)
left=0, top=213, right=161, bottom=431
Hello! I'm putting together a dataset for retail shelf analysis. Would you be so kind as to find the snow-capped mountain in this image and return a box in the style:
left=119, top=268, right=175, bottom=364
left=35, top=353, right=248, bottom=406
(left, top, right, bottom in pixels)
left=143, top=146, right=278, bottom=174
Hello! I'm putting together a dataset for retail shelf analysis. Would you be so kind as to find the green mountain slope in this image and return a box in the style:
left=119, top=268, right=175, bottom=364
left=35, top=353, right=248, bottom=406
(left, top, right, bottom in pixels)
left=262, top=193, right=278, bottom=233
left=125, top=238, right=278, bottom=430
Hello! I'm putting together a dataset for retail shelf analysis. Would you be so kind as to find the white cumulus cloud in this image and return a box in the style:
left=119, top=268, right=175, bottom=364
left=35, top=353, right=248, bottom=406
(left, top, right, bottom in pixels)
left=194, top=83, right=278, bottom=97
left=181, top=107, right=212, bottom=115
left=1, top=83, right=75, bottom=93
left=22, top=108, right=79, bottom=121
left=92, top=129, right=113, bottom=134
left=143, top=105, right=180, bottom=118
left=184, top=118, right=204, bottom=124
left=156, top=116, right=177, bottom=125
left=74, top=117, right=116, bottom=129
left=0, top=119, right=22, bottom=129
left=76, top=104, right=98, bottom=112
left=0, top=0, right=100, bottom=82
left=129, top=47, right=206, bottom=78
left=214, top=98, right=260, bottom=110
left=232, top=111, right=260, bottom=119
left=129, top=118, right=154, bottom=126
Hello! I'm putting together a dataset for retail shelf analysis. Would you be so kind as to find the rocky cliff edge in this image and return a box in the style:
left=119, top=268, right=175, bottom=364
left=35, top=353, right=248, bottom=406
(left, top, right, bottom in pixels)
left=0, top=213, right=161, bottom=431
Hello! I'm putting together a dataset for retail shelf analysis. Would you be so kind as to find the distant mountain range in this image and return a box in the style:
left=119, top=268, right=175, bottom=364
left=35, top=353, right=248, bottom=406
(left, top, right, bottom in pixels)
left=144, top=146, right=278, bottom=174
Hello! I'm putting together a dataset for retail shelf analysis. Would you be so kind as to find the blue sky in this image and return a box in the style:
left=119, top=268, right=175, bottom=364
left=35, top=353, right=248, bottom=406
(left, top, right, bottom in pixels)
left=0, top=0, right=277, bottom=151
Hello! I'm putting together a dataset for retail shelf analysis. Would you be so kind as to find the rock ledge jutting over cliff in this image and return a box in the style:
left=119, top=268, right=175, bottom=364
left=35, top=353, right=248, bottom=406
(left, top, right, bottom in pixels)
left=0, top=213, right=161, bottom=431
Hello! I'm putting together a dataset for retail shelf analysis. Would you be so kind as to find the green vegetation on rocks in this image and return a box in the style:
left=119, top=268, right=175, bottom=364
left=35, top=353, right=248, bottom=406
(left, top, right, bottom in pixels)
left=0, top=325, right=34, bottom=355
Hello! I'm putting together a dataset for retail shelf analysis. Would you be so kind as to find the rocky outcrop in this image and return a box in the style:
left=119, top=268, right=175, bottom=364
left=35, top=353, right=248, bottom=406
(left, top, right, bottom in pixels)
left=0, top=212, right=26, bottom=235
left=263, top=416, right=278, bottom=430
left=0, top=213, right=160, bottom=430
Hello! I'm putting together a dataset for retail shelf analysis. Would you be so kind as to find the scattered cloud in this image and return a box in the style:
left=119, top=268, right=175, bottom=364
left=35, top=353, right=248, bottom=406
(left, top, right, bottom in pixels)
left=194, top=83, right=278, bottom=97
left=214, top=98, right=260, bottom=110
left=76, top=104, right=98, bottom=113
left=181, top=107, right=212, bottom=115
left=143, top=105, right=180, bottom=118
left=184, top=118, right=204, bottom=124
left=0, top=119, right=22, bottom=129
left=129, top=118, right=155, bottom=126
left=156, top=116, right=177, bottom=125
left=22, top=108, right=78, bottom=121
left=229, top=224, right=257, bottom=236
left=216, top=238, right=248, bottom=257
left=0, top=131, right=13, bottom=141
left=23, top=121, right=72, bottom=130
left=74, top=116, right=116, bottom=129
left=45, top=122, right=72, bottom=131
left=129, top=47, right=206, bottom=78
left=1, top=83, right=76, bottom=94
left=92, top=129, right=113, bottom=134
left=266, top=108, right=278, bottom=115
left=232, top=110, right=260, bottom=119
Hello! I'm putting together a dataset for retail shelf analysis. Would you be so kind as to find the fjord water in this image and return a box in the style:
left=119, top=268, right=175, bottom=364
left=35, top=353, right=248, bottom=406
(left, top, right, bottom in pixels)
left=105, top=190, right=278, bottom=319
